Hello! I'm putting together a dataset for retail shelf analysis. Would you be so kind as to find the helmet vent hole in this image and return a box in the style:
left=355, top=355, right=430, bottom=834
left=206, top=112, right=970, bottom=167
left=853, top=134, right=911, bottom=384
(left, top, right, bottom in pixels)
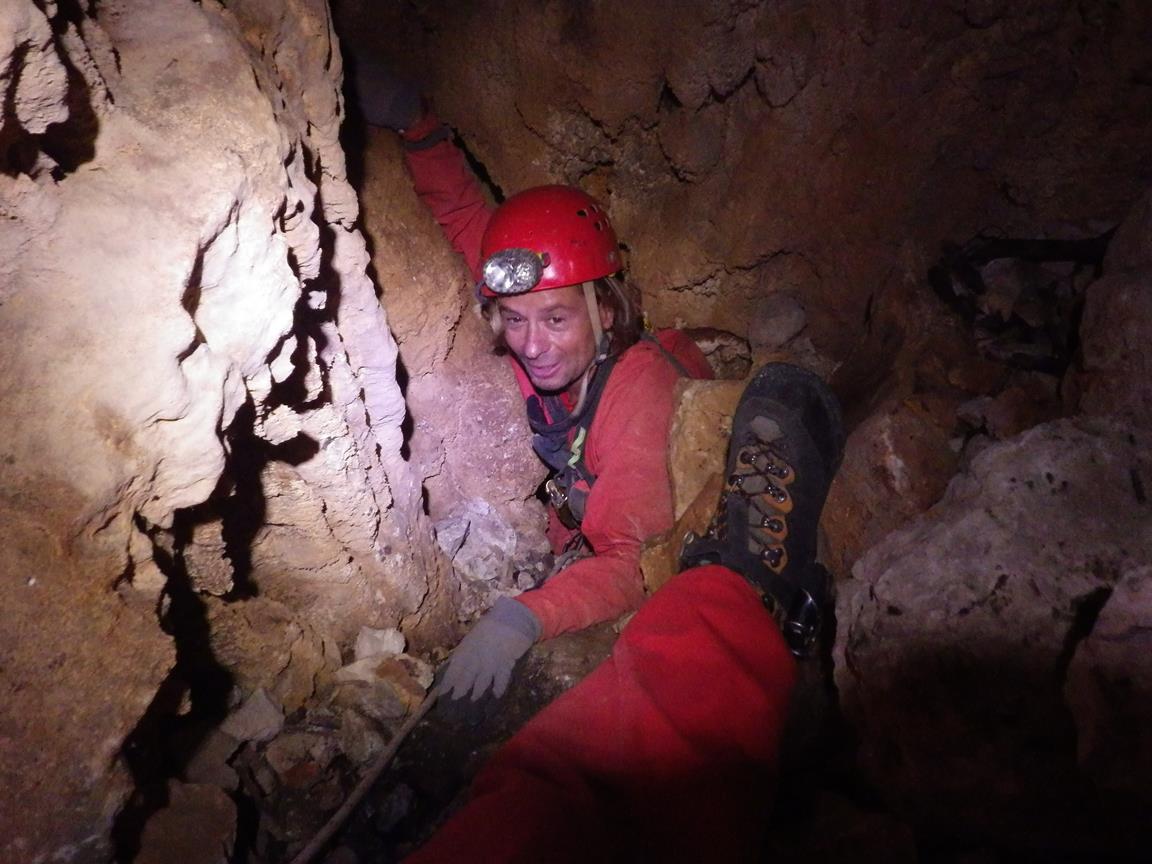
left=594, top=221, right=604, bottom=231
left=576, top=209, right=588, bottom=218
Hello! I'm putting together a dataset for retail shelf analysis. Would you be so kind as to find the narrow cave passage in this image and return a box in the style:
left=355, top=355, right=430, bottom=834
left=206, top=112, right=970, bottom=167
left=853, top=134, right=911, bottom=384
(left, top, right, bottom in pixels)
left=3, top=1, right=1151, bottom=863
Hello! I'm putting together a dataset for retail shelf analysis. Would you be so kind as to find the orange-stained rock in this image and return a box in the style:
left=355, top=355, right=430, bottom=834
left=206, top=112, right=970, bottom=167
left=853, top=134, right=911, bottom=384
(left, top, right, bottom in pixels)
left=642, top=379, right=743, bottom=592
left=822, top=392, right=961, bottom=579
left=667, top=379, right=746, bottom=516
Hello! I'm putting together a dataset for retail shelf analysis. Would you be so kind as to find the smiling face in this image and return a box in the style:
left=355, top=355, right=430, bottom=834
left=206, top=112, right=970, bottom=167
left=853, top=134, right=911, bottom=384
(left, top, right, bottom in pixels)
left=497, top=283, right=614, bottom=398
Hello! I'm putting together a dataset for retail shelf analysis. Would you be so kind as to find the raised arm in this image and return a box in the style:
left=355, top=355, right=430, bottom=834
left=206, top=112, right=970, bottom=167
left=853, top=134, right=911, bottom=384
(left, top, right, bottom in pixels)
left=349, top=52, right=493, bottom=279
left=400, top=111, right=493, bottom=282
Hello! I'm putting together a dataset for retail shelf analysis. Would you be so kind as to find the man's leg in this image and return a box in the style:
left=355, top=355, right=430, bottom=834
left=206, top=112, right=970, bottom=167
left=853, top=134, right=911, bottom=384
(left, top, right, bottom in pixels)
left=404, top=563, right=795, bottom=864
left=406, top=363, right=843, bottom=862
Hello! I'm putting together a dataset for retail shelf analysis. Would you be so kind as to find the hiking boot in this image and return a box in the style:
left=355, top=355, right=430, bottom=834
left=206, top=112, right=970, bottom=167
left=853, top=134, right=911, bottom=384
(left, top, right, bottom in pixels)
left=680, top=363, right=845, bottom=655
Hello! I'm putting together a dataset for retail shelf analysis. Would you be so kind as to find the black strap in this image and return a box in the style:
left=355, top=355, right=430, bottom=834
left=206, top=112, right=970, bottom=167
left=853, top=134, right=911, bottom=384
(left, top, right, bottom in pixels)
left=529, top=335, right=694, bottom=528
left=639, top=331, right=693, bottom=378
left=402, top=124, right=452, bottom=151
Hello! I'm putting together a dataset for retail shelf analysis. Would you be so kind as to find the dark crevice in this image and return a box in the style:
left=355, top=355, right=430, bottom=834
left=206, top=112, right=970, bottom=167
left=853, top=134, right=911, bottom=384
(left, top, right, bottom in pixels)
left=1055, top=585, right=1114, bottom=683
left=182, top=247, right=204, bottom=312
left=927, top=228, right=1115, bottom=376
left=657, top=80, right=682, bottom=113
left=216, top=399, right=266, bottom=602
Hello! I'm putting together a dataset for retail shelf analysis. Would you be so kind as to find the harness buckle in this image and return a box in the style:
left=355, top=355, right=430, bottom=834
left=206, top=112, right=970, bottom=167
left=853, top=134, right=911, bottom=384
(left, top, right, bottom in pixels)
left=757, top=583, right=822, bottom=657
left=546, top=478, right=580, bottom=530
left=778, top=588, right=822, bottom=657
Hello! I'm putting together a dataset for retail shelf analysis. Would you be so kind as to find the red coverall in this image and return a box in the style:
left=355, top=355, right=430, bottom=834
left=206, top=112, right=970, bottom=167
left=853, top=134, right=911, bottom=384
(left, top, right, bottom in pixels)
left=400, top=113, right=796, bottom=861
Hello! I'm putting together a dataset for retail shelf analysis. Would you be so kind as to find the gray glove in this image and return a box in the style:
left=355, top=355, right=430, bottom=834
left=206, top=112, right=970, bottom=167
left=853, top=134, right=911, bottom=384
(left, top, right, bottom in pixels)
left=441, top=597, right=541, bottom=701
left=348, top=55, right=422, bottom=131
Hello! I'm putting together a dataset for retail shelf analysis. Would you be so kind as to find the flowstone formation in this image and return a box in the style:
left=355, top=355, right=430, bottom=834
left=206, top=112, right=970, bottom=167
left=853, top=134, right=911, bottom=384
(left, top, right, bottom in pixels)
left=0, top=1, right=453, bottom=859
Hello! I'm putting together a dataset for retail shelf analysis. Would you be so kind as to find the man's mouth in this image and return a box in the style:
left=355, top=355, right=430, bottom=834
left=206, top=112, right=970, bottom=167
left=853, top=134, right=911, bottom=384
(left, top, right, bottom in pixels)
left=527, top=361, right=560, bottom=380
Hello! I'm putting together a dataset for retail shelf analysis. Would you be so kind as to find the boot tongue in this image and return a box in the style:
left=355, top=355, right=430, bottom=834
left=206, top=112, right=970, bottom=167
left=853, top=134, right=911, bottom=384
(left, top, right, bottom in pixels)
left=751, top=416, right=783, bottom=441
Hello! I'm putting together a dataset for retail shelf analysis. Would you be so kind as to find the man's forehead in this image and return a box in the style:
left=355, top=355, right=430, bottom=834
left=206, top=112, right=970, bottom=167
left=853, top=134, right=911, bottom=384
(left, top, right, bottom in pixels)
left=497, top=285, right=586, bottom=314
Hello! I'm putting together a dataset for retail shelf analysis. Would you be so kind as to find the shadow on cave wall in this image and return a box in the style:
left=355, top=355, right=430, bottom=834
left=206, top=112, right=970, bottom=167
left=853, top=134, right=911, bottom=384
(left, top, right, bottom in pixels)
left=1, top=0, right=100, bottom=180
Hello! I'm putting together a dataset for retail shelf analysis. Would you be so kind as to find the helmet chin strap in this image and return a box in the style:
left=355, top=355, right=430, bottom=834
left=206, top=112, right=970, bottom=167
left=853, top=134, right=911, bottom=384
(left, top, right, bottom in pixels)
left=582, top=281, right=610, bottom=363
left=569, top=281, right=610, bottom=416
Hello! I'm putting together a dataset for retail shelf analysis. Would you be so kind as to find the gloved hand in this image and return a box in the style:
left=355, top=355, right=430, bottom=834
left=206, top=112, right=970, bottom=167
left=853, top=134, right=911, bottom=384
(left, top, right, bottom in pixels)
left=441, top=597, right=541, bottom=701
left=348, top=54, right=423, bottom=131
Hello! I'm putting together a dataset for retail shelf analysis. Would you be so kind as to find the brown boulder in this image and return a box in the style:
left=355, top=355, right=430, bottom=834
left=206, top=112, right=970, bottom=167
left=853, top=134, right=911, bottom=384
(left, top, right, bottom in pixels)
left=822, top=392, right=960, bottom=579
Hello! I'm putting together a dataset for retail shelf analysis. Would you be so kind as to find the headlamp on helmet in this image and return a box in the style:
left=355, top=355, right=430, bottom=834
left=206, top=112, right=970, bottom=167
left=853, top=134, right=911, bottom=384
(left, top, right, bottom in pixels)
left=482, top=248, right=550, bottom=296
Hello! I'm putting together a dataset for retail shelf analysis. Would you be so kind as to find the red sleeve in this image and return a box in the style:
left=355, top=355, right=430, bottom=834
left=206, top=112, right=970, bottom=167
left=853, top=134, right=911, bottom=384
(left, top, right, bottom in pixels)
left=517, top=343, right=680, bottom=638
left=402, top=110, right=493, bottom=281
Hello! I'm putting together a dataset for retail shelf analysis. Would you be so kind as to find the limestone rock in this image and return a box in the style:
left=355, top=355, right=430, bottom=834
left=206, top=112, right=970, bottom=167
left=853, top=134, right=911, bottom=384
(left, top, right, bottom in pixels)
left=1074, top=188, right=1152, bottom=428
left=683, top=327, right=753, bottom=379
left=956, top=379, right=1060, bottom=442
left=221, top=689, right=285, bottom=745
left=359, top=0, right=1152, bottom=367
left=183, top=519, right=234, bottom=596
left=264, top=731, right=338, bottom=790
left=834, top=416, right=1152, bottom=850
left=355, top=626, right=407, bottom=661
left=335, top=651, right=430, bottom=715
left=0, top=1, right=69, bottom=142
left=641, top=379, right=742, bottom=592
left=336, top=711, right=387, bottom=765
left=435, top=497, right=519, bottom=583
left=334, top=658, right=410, bottom=723
left=184, top=728, right=242, bottom=792
left=0, top=494, right=174, bottom=864
left=748, top=294, right=808, bottom=353
left=359, top=126, right=551, bottom=621
left=822, top=393, right=961, bottom=579
left=206, top=596, right=341, bottom=715
left=2, top=0, right=431, bottom=855
left=667, top=379, right=746, bottom=522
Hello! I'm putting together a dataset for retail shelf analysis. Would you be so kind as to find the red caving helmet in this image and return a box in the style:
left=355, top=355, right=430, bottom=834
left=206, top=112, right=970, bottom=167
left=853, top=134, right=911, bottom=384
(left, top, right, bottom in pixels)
left=478, top=185, right=622, bottom=298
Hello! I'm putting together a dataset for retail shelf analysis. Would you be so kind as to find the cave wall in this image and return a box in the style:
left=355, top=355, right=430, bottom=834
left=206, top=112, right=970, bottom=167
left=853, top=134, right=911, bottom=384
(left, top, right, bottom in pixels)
left=0, top=1, right=449, bottom=859
left=343, top=0, right=1152, bottom=369
left=356, top=128, right=552, bottom=618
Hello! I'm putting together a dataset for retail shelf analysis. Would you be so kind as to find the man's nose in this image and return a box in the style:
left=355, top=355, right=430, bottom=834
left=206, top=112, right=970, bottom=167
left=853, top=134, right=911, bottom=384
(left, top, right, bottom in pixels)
left=522, top=322, right=547, bottom=359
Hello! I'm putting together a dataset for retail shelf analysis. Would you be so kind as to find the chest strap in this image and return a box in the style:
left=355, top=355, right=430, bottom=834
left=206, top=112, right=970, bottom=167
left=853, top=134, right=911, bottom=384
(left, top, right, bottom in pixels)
left=527, top=353, right=619, bottom=528
left=527, top=332, right=697, bottom=529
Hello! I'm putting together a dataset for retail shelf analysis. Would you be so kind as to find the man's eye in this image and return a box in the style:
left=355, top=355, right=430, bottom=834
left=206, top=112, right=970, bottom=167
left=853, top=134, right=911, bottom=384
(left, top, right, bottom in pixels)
left=548, top=316, right=567, bottom=326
